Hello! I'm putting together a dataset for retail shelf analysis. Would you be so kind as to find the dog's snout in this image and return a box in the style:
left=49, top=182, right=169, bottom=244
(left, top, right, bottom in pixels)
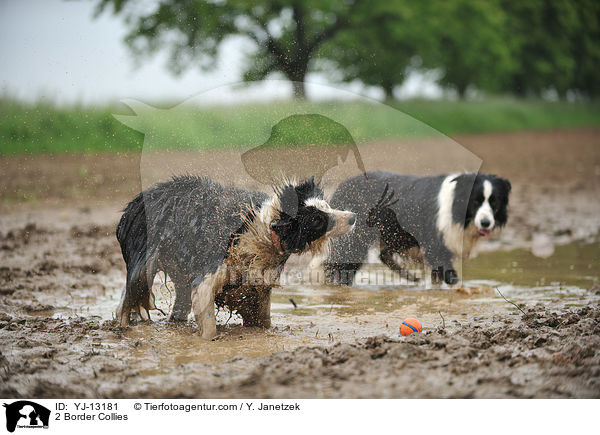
left=326, top=210, right=357, bottom=237
left=480, top=218, right=491, bottom=228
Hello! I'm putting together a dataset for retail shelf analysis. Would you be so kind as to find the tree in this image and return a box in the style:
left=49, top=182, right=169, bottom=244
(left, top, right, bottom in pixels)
left=322, top=0, right=514, bottom=99
left=570, top=0, right=600, bottom=98
left=95, top=0, right=600, bottom=100
left=319, top=1, right=435, bottom=99
left=500, top=0, right=577, bottom=98
left=95, top=0, right=377, bottom=98
left=500, top=0, right=600, bottom=98
left=426, top=0, right=514, bottom=98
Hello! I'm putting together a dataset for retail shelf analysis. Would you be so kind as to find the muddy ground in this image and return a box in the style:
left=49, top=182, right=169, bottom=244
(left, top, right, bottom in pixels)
left=1, top=128, right=599, bottom=398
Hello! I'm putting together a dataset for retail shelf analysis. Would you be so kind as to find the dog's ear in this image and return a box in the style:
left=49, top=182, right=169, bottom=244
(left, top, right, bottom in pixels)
left=278, top=185, right=299, bottom=218
left=294, top=176, right=322, bottom=202
left=492, top=175, right=511, bottom=196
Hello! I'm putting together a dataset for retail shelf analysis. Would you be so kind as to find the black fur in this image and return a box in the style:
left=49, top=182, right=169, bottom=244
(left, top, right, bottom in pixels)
left=271, top=178, right=329, bottom=253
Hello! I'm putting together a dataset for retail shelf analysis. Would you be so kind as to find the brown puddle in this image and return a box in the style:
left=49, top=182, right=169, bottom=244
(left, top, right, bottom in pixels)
left=464, top=239, right=600, bottom=288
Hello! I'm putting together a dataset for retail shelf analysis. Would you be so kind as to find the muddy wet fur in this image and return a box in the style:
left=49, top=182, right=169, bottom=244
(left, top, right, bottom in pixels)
left=115, top=176, right=267, bottom=325
left=116, top=175, right=355, bottom=337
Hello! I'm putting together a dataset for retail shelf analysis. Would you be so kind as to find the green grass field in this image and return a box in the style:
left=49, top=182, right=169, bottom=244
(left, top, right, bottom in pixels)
left=1, top=97, right=599, bottom=154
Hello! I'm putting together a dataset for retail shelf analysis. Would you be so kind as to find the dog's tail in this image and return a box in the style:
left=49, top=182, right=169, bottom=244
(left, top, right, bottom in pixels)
left=116, top=193, right=157, bottom=326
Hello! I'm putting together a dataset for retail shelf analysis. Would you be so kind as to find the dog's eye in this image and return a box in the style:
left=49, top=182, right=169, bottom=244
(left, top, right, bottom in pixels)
left=310, top=216, right=325, bottom=229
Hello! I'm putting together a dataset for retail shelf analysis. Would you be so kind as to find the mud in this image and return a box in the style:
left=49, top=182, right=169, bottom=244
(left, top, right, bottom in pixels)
left=1, top=300, right=599, bottom=398
left=1, top=129, right=599, bottom=398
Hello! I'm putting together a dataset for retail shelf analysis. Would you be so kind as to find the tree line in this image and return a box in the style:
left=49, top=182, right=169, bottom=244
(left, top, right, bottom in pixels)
left=95, top=0, right=600, bottom=99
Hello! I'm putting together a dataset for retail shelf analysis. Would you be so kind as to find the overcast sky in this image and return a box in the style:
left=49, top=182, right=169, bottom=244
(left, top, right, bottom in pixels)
left=0, top=0, right=441, bottom=106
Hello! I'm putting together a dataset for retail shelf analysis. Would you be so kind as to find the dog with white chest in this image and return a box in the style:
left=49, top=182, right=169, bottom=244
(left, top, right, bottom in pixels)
left=115, top=175, right=355, bottom=339
left=324, top=171, right=511, bottom=286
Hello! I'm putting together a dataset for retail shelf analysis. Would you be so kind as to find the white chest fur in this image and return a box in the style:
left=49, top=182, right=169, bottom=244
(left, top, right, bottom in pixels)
left=436, top=174, right=480, bottom=259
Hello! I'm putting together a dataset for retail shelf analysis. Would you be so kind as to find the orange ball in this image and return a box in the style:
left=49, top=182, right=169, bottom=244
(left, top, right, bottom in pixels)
left=400, top=318, right=422, bottom=336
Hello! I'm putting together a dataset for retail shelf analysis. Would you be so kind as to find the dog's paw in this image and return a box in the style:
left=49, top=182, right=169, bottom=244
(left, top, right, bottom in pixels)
left=168, top=312, right=189, bottom=322
left=444, top=269, right=459, bottom=286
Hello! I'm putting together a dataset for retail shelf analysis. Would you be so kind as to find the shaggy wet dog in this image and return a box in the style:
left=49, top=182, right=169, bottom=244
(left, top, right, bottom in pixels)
left=116, top=175, right=355, bottom=338
left=324, top=171, right=511, bottom=286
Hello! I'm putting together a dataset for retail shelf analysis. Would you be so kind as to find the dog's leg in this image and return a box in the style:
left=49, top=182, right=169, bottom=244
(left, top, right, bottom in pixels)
left=379, top=244, right=421, bottom=282
left=116, top=286, right=130, bottom=326
left=170, top=278, right=193, bottom=322
left=256, top=287, right=272, bottom=328
left=236, top=286, right=272, bottom=328
left=421, top=237, right=459, bottom=286
left=325, top=223, right=377, bottom=285
left=191, top=277, right=217, bottom=339
left=379, top=243, right=404, bottom=274
left=117, top=267, right=155, bottom=326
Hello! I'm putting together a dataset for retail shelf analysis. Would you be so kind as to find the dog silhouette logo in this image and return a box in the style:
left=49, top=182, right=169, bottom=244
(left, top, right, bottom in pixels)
left=3, top=401, right=50, bottom=432
left=241, top=114, right=367, bottom=185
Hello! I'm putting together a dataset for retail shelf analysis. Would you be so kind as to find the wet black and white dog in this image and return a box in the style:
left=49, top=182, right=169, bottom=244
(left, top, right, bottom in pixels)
left=324, top=171, right=511, bottom=286
left=116, top=175, right=355, bottom=338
